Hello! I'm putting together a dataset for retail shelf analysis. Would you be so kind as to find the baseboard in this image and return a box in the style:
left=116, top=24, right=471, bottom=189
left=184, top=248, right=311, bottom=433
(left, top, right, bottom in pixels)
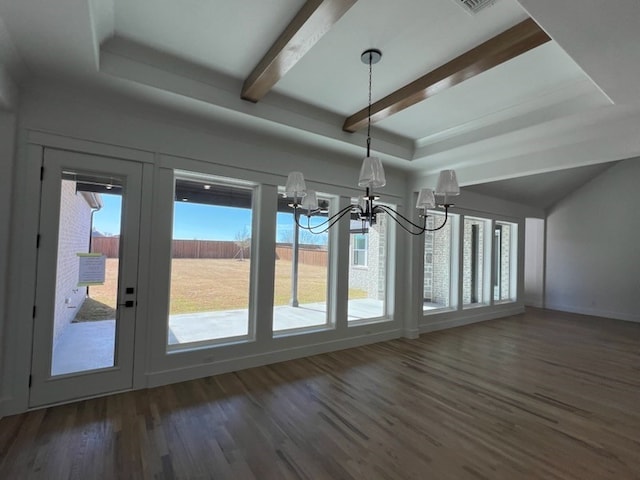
left=523, top=297, right=544, bottom=308
left=544, top=303, right=640, bottom=323
left=403, top=328, right=420, bottom=339
left=0, top=396, right=10, bottom=418
left=146, top=328, right=402, bottom=388
left=419, top=304, right=525, bottom=334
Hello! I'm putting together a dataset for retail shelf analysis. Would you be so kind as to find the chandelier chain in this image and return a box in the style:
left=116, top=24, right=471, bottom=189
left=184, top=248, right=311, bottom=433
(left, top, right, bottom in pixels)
left=366, top=51, right=372, bottom=157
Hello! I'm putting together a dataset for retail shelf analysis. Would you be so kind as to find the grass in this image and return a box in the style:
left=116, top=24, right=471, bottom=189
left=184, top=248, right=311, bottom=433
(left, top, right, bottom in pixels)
left=87, top=258, right=366, bottom=316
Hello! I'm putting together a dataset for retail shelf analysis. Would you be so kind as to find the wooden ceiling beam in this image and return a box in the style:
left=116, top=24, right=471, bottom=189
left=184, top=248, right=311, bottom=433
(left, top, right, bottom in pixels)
left=241, top=0, right=357, bottom=103
left=343, top=18, right=551, bottom=133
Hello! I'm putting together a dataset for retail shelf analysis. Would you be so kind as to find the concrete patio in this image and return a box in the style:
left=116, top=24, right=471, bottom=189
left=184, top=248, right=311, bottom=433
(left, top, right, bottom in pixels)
left=51, top=299, right=385, bottom=375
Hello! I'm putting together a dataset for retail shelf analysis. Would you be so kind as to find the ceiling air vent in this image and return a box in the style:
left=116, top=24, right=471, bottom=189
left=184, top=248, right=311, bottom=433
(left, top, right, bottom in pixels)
left=456, top=0, right=498, bottom=14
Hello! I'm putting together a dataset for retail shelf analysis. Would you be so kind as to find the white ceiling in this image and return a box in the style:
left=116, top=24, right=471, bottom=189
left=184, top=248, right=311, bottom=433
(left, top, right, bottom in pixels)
left=1, top=0, right=639, bottom=204
left=463, top=162, right=616, bottom=210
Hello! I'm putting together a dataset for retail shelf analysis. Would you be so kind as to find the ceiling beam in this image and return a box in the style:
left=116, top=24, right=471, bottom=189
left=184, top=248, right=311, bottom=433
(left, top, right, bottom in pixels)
left=343, top=18, right=551, bottom=133
left=241, top=0, right=357, bottom=103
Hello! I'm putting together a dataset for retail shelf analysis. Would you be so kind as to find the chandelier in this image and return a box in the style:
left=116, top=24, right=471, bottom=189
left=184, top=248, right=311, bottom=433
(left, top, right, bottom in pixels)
left=285, top=49, right=459, bottom=235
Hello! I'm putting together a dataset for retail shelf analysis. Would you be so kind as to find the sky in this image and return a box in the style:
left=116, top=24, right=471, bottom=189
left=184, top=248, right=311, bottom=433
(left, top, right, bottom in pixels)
left=93, top=194, right=328, bottom=244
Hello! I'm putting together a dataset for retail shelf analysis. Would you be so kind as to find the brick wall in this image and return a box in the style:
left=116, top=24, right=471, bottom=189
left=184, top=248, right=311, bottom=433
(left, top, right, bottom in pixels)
left=53, top=180, right=93, bottom=345
left=423, top=213, right=451, bottom=307
left=376, top=215, right=387, bottom=301
left=349, top=214, right=387, bottom=300
left=425, top=217, right=515, bottom=307
left=462, top=218, right=486, bottom=305
left=497, top=223, right=512, bottom=301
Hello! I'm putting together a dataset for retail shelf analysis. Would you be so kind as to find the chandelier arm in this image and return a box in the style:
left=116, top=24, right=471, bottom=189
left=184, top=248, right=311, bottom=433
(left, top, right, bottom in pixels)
left=293, top=204, right=353, bottom=230
left=375, top=204, right=426, bottom=230
left=301, top=207, right=355, bottom=234
left=423, top=207, right=450, bottom=232
left=293, top=204, right=355, bottom=233
left=376, top=204, right=451, bottom=232
left=374, top=205, right=427, bottom=235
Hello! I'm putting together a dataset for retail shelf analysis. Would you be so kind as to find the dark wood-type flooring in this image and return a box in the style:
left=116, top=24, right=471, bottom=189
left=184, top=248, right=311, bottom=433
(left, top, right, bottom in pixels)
left=1, top=308, right=640, bottom=479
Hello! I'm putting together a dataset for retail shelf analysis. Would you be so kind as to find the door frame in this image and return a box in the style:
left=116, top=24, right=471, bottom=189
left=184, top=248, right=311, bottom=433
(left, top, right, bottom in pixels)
left=2, top=134, right=154, bottom=413
left=29, top=148, right=144, bottom=406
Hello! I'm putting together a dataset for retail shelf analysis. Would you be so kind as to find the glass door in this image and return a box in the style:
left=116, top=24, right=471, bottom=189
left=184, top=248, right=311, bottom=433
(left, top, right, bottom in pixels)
left=29, top=148, right=143, bottom=407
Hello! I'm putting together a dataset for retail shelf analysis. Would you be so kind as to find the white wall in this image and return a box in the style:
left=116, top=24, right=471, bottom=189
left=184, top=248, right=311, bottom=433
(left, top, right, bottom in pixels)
left=546, top=159, right=640, bottom=321
left=0, top=111, right=16, bottom=386
left=19, top=82, right=408, bottom=196
left=524, top=217, right=545, bottom=307
left=1, top=82, right=413, bottom=414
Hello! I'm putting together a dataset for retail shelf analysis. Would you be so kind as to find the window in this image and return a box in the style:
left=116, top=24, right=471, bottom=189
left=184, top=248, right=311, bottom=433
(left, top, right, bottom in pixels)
left=273, top=192, right=331, bottom=333
left=463, top=216, right=490, bottom=307
left=422, top=212, right=518, bottom=315
left=352, top=234, right=367, bottom=266
left=423, top=211, right=454, bottom=311
left=348, top=212, right=389, bottom=322
left=167, top=176, right=254, bottom=348
left=494, top=221, right=517, bottom=302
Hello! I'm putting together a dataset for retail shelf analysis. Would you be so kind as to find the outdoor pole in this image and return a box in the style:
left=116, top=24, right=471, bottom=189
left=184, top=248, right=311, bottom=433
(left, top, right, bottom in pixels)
left=290, top=214, right=300, bottom=307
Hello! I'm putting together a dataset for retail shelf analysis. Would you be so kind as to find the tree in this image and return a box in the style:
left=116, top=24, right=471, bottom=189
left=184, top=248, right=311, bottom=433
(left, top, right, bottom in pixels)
left=278, top=227, right=327, bottom=247
left=234, top=226, right=251, bottom=260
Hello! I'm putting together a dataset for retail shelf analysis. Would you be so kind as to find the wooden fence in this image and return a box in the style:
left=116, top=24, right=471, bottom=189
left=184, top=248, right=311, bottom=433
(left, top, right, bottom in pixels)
left=91, top=237, right=120, bottom=258
left=91, top=237, right=327, bottom=266
left=275, top=245, right=327, bottom=267
left=172, top=239, right=249, bottom=259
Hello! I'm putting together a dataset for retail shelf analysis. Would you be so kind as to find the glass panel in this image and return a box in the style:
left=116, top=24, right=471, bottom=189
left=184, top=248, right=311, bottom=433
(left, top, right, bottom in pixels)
left=463, top=217, right=489, bottom=307
left=168, top=178, right=253, bottom=347
left=51, top=174, right=122, bottom=375
left=495, top=222, right=515, bottom=301
left=423, top=211, right=452, bottom=311
left=352, top=234, right=367, bottom=266
left=348, top=212, right=387, bottom=322
left=273, top=196, right=330, bottom=333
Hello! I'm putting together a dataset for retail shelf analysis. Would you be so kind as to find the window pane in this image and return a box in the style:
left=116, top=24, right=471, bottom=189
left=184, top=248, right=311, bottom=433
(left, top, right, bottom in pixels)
left=51, top=175, right=122, bottom=375
left=348, top=212, right=387, bottom=322
left=168, top=178, right=253, bottom=347
left=273, top=197, right=330, bottom=333
left=423, top=211, right=452, bottom=311
left=495, top=222, right=516, bottom=301
left=463, top=217, right=489, bottom=307
left=352, top=234, right=367, bottom=266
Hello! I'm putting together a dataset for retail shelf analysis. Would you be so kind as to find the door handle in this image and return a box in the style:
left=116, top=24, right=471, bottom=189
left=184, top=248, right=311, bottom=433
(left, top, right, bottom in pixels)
left=118, top=300, right=135, bottom=308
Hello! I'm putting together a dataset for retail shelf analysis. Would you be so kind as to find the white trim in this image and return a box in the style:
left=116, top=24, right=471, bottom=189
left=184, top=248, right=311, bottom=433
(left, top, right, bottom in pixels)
left=27, top=130, right=154, bottom=163
left=420, top=304, right=525, bottom=334
left=403, top=328, right=420, bottom=339
left=159, top=153, right=406, bottom=202
left=544, top=303, right=640, bottom=323
left=1, top=143, right=43, bottom=416
left=145, top=328, right=401, bottom=388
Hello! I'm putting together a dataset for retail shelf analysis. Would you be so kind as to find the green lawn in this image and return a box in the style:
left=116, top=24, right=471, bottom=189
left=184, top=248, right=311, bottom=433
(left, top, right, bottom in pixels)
left=89, top=258, right=366, bottom=315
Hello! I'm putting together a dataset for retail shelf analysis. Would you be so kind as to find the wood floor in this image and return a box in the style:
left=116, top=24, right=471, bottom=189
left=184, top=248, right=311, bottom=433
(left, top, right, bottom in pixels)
left=1, top=308, right=640, bottom=479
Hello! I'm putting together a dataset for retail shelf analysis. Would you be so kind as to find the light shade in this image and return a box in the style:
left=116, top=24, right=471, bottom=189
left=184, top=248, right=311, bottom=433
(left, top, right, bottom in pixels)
left=416, top=188, right=436, bottom=209
left=435, top=169, right=460, bottom=196
left=301, top=190, right=318, bottom=213
left=358, top=156, right=386, bottom=188
left=285, top=171, right=307, bottom=198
